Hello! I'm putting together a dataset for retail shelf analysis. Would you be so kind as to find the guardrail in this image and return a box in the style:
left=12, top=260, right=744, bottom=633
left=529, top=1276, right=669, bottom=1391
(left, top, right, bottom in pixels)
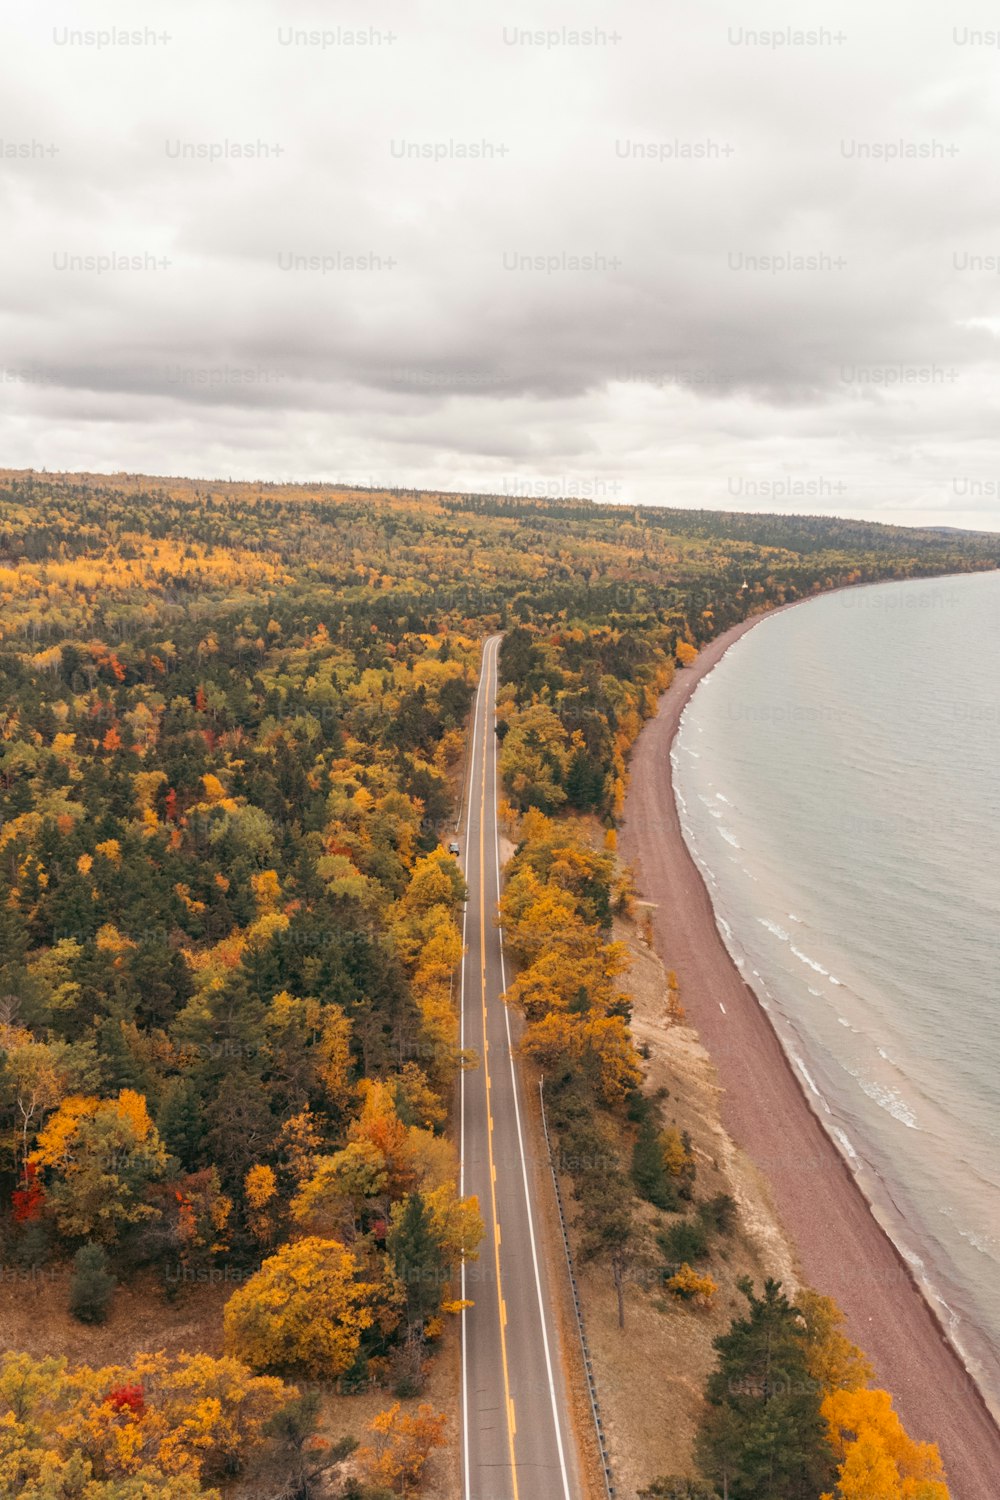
left=538, top=1076, right=615, bottom=1500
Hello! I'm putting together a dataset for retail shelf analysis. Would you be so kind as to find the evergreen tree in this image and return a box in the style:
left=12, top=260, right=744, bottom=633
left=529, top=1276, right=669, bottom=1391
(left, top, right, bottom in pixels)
left=695, top=1279, right=835, bottom=1500
left=157, top=1077, right=205, bottom=1171
left=632, top=1116, right=678, bottom=1211
left=387, top=1191, right=445, bottom=1329
left=69, top=1243, right=116, bottom=1324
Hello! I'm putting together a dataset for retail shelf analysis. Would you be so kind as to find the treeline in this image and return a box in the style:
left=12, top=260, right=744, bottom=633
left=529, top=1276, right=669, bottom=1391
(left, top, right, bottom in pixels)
left=500, top=811, right=718, bottom=1328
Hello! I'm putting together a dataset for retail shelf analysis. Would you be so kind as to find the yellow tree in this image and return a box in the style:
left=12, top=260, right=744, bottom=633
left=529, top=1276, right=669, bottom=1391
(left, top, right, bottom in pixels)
left=223, top=1236, right=399, bottom=1378
left=0, top=1023, right=76, bottom=1173
left=822, top=1387, right=950, bottom=1500
left=31, top=1090, right=169, bottom=1244
left=291, top=1140, right=389, bottom=1237
left=0, top=1348, right=289, bottom=1493
left=799, top=1289, right=873, bottom=1393
left=498, top=703, right=569, bottom=812
left=356, top=1401, right=448, bottom=1496
left=244, top=1165, right=279, bottom=1247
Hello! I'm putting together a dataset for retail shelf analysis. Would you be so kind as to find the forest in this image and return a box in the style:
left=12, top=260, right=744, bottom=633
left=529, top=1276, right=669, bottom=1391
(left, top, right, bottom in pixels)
left=1, top=468, right=995, bottom=1497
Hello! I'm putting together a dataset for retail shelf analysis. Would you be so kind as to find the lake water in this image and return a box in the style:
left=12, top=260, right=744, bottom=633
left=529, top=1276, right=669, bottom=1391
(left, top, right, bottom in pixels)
left=673, top=570, right=1000, bottom=1412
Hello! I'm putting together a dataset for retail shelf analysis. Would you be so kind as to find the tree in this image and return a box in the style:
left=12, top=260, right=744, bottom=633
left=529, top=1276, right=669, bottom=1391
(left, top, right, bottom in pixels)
left=388, top=1191, right=447, bottom=1329
left=0, top=1023, right=85, bottom=1176
left=665, top=1263, right=717, bottom=1308
left=798, top=1289, right=873, bottom=1394
left=498, top=703, right=569, bottom=812
left=632, top=1116, right=678, bottom=1211
left=223, top=1236, right=399, bottom=1378
left=662, top=1126, right=697, bottom=1197
left=293, top=1140, right=389, bottom=1238
left=356, top=1401, right=448, bottom=1496
left=821, top=1387, right=949, bottom=1500
left=0, top=1348, right=289, bottom=1494
left=264, top=1391, right=358, bottom=1499
left=68, top=1243, right=115, bottom=1323
left=244, top=1163, right=279, bottom=1246
left=386, top=1186, right=482, bottom=1332
left=31, top=1090, right=170, bottom=1245
left=696, top=1279, right=835, bottom=1500
left=574, top=1169, right=635, bottom=1330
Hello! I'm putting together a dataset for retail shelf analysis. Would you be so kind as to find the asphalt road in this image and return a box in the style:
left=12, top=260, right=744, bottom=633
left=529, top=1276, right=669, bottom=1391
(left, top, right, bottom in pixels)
left=459, top=635, right=583, bottom=1500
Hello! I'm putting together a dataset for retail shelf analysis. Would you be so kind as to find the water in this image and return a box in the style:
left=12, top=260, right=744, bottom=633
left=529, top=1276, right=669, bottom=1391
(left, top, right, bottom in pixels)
left=673, top=570, right=1000, bottom=1411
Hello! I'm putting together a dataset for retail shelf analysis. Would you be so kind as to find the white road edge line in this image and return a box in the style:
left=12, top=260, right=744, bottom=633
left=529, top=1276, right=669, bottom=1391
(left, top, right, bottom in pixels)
left=488, top=636, right=574, bottom=1500
left=459, top=639, right=486, bottom=1500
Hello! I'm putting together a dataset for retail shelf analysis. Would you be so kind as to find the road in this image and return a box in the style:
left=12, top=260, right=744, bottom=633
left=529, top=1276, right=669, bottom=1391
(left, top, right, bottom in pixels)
left=458, top=634, right=583, bottom=1500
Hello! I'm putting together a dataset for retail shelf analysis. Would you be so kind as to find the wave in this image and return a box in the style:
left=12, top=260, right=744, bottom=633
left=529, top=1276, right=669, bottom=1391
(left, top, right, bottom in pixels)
left=790, top=944, right=830, bottom=976
left=789, top=1047, right=829, bottom=1110
left=847, top=1068, right=919, bottom=1130
left=718, top=827, right=741, bottom=848
left=758, top=916, right=790, bottom=941
left=831, top=1124, right=861, bottom=1165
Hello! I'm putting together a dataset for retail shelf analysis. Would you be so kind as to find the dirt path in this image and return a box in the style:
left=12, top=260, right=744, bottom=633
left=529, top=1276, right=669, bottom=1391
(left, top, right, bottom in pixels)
left=619, top=604, right=1000, bottom=1500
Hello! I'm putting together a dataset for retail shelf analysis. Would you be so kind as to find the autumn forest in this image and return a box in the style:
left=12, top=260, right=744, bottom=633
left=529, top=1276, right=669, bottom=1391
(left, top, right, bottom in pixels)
left=1, top=469, right=997, bottom=1500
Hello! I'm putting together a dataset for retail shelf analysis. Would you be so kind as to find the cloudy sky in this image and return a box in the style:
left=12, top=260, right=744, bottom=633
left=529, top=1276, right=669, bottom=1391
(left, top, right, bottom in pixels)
left=4, top=0, right=1000, bottom=527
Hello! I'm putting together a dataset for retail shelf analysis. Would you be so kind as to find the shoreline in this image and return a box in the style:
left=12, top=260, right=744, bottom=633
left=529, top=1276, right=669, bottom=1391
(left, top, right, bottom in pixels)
left=620, top=584, right=1000, bottom=1500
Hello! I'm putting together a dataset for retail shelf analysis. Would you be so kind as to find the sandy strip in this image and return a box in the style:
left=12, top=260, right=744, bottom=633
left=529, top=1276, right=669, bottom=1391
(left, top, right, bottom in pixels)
left=619, top=603, right=1000, bottom=1500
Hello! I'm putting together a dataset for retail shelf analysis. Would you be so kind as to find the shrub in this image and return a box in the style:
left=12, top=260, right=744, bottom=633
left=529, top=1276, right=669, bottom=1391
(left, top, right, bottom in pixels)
left=697, top=1193, right=736, bottom=1237
left=626, top=1089, right=653, bottom=1123
left=69, top=1243, right=115, bottom=1324
left=662, top=1127, right=697, bottom=1200
left=640, top=1480, right=720, bottom=1500
left=665, top=1263, right=717, bottom=1307
left=632, top=1118, right=679, bottom=1211
left=659, top=1218, right=709, bottom=1267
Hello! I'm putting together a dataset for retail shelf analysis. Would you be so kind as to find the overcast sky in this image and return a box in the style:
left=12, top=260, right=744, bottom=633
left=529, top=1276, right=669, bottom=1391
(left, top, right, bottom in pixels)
left=4, top=0, right=1000, bottom=528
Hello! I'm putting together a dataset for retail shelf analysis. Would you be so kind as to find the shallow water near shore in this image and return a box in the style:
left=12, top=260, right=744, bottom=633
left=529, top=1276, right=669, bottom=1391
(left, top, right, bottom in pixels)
left=674, top=570, right=1000, bottom=1414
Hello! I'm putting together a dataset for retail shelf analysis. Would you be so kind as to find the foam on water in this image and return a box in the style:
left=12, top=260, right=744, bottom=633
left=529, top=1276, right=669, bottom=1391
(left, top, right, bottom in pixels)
left=846, top=1067, right=918, bottom=1129
left=757, top=916, right=789, bottom=941
left=790, top=945, right=830, bottom=976
left=831, top=1125, right=861, bottom=1166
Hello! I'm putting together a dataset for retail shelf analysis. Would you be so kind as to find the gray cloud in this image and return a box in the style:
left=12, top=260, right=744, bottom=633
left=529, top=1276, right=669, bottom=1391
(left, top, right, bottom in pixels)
left=3, top=0, right=1000, bottom=527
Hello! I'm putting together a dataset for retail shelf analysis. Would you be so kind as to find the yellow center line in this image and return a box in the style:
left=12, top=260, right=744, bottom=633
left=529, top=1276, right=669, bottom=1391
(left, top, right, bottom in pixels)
left=477, top=641, right=520, bottom=1499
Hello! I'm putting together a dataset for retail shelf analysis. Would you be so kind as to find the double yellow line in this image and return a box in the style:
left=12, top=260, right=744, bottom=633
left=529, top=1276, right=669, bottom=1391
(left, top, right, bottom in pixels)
left=477, top=640, right=520, bottom=1497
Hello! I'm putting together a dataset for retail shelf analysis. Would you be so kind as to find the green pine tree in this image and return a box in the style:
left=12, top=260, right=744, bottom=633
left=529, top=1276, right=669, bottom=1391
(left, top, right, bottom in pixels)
left=387, top=1191, right=445, bottom=1329
left=695, top=1279, right=835, bottom=1499
left=632, top=1116, right=678, bottom=1211
left=69, top=1243, right=116, bottom=1324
